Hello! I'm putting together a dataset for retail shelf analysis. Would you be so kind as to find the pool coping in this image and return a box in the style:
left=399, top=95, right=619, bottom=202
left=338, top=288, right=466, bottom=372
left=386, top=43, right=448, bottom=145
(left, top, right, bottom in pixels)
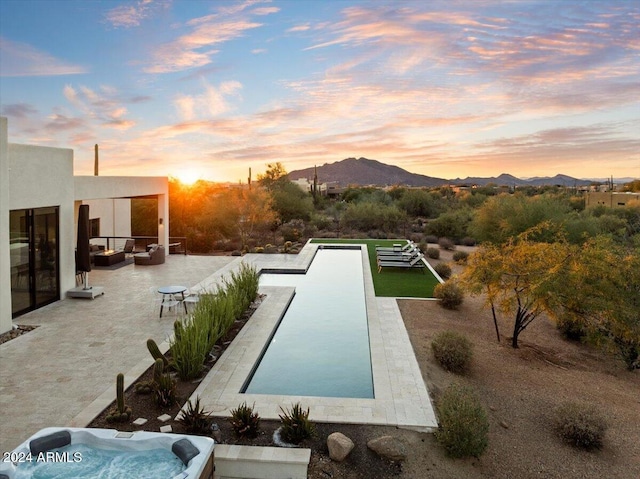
left=183, top=242, right=438, bottom=432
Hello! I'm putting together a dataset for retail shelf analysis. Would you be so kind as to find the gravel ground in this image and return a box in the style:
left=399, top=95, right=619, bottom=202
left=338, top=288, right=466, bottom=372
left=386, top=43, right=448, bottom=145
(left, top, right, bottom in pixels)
left=392, top=248, right=640, bottom=479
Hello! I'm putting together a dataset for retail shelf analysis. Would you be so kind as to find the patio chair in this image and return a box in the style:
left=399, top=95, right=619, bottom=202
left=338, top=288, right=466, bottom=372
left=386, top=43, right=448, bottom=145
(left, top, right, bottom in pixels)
left=377, top=253, right=426, bottom=273
left=150, top=287, right=181, bottom=318
left=182, top=288, right=200, bottom=313
left=375, top=241, right=414, bottom=252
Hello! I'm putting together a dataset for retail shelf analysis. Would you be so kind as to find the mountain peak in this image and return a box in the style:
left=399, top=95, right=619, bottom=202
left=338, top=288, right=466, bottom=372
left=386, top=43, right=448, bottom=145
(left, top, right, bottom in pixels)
left=287, top=158, right=596, bottom=187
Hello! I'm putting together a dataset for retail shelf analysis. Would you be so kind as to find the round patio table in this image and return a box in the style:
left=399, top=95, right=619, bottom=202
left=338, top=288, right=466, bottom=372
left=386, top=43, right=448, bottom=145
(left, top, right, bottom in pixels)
left=157, top=285, right=188, bottom=317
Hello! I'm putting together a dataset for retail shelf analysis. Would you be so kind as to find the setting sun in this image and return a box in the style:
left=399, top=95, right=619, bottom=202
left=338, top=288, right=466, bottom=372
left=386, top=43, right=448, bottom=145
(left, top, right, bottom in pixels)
left=175, top=170, right=200, bottom=186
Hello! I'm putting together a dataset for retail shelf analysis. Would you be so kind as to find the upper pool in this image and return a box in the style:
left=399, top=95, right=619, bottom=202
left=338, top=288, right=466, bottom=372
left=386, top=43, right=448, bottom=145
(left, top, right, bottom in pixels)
left=243, top=248, right=374, bottom=398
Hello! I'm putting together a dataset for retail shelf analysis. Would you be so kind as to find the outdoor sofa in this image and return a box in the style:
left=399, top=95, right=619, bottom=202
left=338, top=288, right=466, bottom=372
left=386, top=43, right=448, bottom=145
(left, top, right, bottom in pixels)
left=133, top=245, right=166, bottom=265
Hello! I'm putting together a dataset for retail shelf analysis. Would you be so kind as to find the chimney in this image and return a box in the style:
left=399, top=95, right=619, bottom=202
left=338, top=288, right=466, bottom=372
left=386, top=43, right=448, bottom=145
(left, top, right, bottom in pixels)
left=94, top=144, right=99, bottom=176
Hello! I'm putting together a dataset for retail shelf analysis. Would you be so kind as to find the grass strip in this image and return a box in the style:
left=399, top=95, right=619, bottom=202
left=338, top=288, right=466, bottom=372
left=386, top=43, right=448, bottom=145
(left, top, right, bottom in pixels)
left=310, top=238, right=439, bottom=298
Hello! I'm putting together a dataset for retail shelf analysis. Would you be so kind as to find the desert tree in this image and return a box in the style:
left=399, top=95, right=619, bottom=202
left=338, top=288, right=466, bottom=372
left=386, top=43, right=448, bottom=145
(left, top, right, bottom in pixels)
left=559, top=235, right=640, bottom=370
left=461, top=223, right=572, bottom=348
left=257, top=162, right=289, bottom=192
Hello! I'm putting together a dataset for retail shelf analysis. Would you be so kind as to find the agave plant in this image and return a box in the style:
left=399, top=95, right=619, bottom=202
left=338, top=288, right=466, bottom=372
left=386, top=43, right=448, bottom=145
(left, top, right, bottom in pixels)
left=229, top=402, right=260, bottom=438
left=178, top=396, right=214, bottom=434
left=278, top=403, right=315, bottom=444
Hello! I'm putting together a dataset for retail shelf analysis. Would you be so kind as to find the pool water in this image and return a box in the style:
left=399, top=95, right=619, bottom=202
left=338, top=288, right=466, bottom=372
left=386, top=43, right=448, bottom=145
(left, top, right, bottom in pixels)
left=244, top=248, right=374, bottom=398
left=15, top=443, right=185, bottom=479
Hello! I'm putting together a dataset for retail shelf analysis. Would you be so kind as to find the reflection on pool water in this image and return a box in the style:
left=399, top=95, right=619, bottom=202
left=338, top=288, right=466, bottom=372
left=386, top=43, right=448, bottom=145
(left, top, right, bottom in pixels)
left=244, top=248, right=374, bottom=399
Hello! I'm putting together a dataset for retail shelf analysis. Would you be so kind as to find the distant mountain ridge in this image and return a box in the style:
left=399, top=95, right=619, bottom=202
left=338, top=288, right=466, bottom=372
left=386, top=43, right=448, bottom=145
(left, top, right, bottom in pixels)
left=288, top=157, right=609, bottom=187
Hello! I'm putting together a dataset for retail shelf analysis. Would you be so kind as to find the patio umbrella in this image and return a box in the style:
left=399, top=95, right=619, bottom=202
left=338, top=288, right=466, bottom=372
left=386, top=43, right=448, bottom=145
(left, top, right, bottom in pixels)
left=76, top=204, right=92, bottom=289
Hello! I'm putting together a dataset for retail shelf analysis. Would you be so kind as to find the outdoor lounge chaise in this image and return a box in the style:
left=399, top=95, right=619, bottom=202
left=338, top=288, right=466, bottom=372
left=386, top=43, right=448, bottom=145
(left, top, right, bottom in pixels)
left=119, top=238, right=136, bottom=255
left=375, top=241, right=415, bottom=252
left=134, top=245, right=165, bottom=265
left=377, top=253, right=426, bottom=273
left=376, top=245, right=420, bottom=259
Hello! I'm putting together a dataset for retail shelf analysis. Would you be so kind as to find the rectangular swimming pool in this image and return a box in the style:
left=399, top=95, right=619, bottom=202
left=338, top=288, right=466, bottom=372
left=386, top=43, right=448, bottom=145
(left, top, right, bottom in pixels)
left=243, top=248, right=374, bottom=398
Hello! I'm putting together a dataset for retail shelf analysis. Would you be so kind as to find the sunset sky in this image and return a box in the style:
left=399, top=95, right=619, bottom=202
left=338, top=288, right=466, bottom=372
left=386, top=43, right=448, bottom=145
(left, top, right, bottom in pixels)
left=1, top=0, right=638, bottom=183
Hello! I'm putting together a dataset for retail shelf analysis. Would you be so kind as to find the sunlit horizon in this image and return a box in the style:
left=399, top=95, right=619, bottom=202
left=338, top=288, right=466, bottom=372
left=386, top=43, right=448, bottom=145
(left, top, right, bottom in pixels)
left=1, top=1, right=638, bottom=182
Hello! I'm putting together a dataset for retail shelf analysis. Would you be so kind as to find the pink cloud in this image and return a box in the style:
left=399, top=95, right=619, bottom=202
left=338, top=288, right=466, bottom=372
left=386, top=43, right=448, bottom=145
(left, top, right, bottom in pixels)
left=0, top=37, right=87, bottom=77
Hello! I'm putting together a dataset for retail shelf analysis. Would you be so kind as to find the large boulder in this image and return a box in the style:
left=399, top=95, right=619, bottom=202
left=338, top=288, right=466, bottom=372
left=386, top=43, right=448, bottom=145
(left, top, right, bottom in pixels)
left=367, top=435, right=407, bottom=462
left=327, top=432, right=355, bottom=462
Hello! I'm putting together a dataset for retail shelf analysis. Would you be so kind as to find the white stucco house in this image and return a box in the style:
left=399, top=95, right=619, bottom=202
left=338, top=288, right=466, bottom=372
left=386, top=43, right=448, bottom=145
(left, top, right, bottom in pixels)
left=0, top=117, right=169, bottom=335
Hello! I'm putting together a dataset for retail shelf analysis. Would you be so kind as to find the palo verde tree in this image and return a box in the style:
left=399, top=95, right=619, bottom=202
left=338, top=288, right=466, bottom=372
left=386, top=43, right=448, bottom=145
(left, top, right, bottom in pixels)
left=559, top=235, right=640, bottom=370
left=461, top=223, right=572, bottom=348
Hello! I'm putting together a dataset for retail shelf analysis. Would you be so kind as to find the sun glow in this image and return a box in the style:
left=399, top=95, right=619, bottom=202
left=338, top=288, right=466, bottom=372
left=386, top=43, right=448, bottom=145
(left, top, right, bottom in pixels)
left=175, top=169, right=201, bottom=186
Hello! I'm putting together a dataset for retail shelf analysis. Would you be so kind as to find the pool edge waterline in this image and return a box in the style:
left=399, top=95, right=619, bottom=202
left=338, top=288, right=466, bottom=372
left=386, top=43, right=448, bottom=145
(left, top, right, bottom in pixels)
left=243, top=247, right=374, bottom=399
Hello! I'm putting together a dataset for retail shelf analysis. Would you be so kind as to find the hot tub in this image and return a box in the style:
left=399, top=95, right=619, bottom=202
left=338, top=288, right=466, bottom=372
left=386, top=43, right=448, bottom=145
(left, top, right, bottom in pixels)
left=0, top=427, right=214, bottom=479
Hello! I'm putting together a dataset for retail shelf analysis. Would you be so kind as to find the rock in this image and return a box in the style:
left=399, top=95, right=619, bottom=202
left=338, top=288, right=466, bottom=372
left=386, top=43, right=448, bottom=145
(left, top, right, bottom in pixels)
left=367, top=436, right=407, bottom=462
left=327, top=432, right=355, bottom=462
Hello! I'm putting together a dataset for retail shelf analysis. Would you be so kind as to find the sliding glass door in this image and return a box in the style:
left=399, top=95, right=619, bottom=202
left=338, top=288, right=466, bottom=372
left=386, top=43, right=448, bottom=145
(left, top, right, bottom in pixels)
left=10, top=207, right=60, bottom=317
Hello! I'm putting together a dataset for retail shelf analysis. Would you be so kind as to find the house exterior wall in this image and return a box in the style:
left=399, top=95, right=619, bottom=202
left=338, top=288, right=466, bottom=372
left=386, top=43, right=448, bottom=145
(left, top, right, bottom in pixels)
left=74, top=176, right=169, bottom=247
left=0, top=117, right=170, bottom=335
left=82, top=198, right=132, bottom=249
left=585, top=191, right=640, bottom=208
left=0, top=117, right=11, bottom=335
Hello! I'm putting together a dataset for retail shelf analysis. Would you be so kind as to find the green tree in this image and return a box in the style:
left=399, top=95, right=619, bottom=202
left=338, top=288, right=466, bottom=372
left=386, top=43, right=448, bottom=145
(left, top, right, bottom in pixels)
left=622, top=180, right=640, bottom=192
left=198, top=187, right=276, bottom=249
left=397, top=189, right=438, bottom=217
left=271, top=182, right=314, bottom=222
left=559, top=236, right=640, bottom=370
left=469, top=193, right=572, bottom=244
left=257, top=162, right=289, bottom=191
left=461, top=224, right=571, bottom=348
left=341, top=202, right=405, bottom=233
left=425, top=208, right=474, bottom=241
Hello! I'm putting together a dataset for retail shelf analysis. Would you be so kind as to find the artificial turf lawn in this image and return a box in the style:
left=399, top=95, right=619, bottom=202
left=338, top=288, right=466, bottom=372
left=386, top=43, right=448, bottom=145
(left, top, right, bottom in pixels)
left=310, top=238, right=440, bottom=298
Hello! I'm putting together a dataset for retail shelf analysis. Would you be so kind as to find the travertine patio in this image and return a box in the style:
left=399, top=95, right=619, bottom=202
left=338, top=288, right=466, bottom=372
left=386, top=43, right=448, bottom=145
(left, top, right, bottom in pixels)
left=0, top=243, right=437, bottom=455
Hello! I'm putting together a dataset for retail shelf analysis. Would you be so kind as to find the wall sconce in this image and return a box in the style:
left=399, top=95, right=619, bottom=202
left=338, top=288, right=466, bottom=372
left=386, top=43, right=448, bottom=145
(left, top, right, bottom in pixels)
left=159, top=218, right=163, bottom=225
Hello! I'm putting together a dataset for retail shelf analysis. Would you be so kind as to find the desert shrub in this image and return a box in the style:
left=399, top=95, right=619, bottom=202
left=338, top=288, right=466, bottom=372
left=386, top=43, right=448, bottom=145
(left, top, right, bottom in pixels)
left=279, top=403, right=315, bottom=444
left=438, top=237, right=456, bottom=250
left=426, top=247, right=440, bottom=259
left=461, top=236, right=477, bottom=246
left=434, top=280, right=464, bottom=310
left=179, top=396, right=214, bottom=434
left=452, top=251, right=469, bottom=264
left=436, top=384, right=489, bottom=458
left=431, top=331, right=473, bottom=373
left=229, top=402, right=261, bottom=438
left=434, top=262, right=452, bottom=279
left=425, top=234, right=438, bottom=244
left=553, top=402, right=607, bottom=450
